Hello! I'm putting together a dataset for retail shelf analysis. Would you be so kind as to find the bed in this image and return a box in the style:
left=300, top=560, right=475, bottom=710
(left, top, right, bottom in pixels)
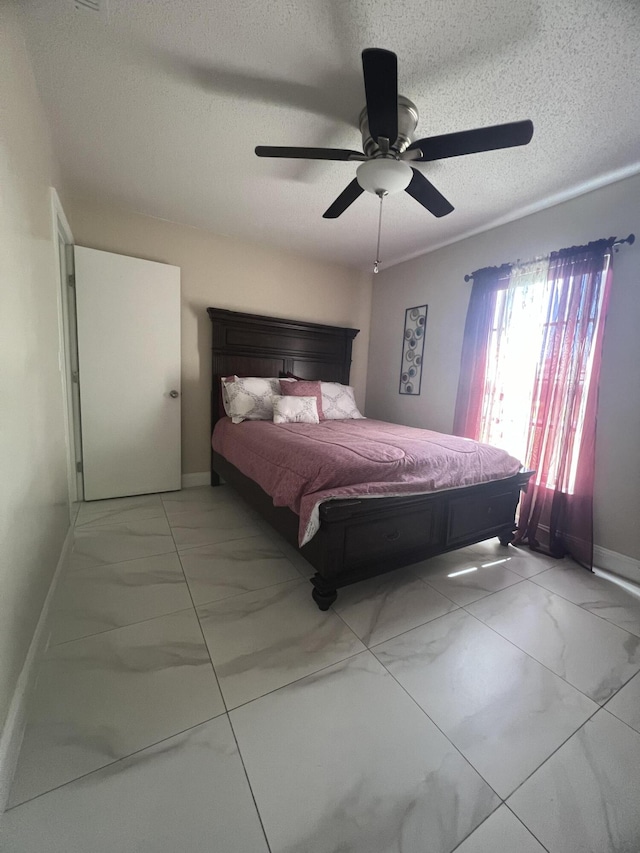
left=209, top=307, right=533, bottom=610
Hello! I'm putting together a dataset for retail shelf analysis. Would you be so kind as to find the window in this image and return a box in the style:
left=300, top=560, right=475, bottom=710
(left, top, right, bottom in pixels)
left=477, top=254, right=610, bottom=495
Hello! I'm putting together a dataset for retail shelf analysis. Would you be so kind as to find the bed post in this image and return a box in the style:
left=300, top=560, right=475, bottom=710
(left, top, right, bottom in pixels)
left=311, top=583, right=338, bottom=611
left=210, top=380, right=221, bottom=487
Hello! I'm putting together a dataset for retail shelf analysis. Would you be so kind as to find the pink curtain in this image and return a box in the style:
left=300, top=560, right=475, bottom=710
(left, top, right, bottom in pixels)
left=455, top=242, right=613, bottom=569
left=453, top=265, right=511, bottom=438
left=514, top=242, right=613, bottom=568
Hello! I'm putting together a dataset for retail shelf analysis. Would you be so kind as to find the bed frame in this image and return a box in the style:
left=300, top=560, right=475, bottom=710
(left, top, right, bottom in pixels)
left=208, top=307, right=533, bottom=610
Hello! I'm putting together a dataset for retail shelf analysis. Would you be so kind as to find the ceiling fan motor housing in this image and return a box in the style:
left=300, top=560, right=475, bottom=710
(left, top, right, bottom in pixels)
left=359, top=95, right=419, bottom=157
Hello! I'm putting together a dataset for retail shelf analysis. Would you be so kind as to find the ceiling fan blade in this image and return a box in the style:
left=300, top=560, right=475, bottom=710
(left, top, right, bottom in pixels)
left=406, top=120, right=534, bottom=162
left=405, top=169, right=454, bottom=218
left=361, top=48, right=398, bottom=145
left=255, top=146, right=365, bottom=161
left=322, top=179, right=364, bottom=219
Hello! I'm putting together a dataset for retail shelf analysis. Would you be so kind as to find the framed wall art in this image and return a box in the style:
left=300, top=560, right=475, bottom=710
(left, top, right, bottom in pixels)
left=399, top=304, right=427, bottom=395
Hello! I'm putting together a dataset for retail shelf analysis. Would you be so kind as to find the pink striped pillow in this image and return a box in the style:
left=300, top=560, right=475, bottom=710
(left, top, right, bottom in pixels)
left=279, top=379, right=325, bottom=420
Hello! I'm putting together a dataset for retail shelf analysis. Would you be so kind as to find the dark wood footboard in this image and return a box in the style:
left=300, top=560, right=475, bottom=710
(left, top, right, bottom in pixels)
left=213, top=450, right=533, bottom=610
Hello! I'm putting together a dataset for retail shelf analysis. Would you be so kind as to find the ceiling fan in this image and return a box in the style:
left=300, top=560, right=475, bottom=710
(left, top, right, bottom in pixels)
left=255, top=48, right=534, bottom=220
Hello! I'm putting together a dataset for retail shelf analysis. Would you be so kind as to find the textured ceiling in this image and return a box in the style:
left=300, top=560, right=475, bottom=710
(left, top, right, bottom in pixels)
left=19, top=0, right=640, bottom=269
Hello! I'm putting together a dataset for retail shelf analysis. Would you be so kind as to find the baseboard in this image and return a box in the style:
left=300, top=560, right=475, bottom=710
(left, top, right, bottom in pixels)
left=181, top=472, right=210, bottom=488
left=531, top=523, right=640, bottom=585
left=0, top=525, right=73, bottom=818
left=593, top=544, right=640, bottom=584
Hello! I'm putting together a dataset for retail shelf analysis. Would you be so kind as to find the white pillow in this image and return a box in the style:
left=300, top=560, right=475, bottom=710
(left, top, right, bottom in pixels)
left=320, top=382, right=365, bottom=420
left=272, top=395, right=320, bottom=424
left=221, top=376, right=285, bottom=423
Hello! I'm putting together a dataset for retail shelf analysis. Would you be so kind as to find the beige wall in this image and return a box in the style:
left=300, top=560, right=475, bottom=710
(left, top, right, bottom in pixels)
left=367, top=175, right=640, bottom=561
left=0, top=5, right=69, bottom=732
left=64, top=199, right=373, bottom=476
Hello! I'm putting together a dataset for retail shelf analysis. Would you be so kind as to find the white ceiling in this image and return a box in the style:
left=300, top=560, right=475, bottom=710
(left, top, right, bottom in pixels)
left=19, top=0, right=640, bottom=269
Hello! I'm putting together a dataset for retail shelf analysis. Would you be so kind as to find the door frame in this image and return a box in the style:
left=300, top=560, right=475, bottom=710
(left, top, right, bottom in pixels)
left=50, top=188, right=83, bottom=513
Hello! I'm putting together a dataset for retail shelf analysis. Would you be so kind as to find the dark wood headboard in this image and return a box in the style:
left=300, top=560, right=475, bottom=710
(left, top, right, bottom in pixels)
left=207, top=307, right=360, bottom=431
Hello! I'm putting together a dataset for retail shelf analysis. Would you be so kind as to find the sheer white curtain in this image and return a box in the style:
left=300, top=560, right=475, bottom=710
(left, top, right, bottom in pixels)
left=478, top=258, right=550, bottom=462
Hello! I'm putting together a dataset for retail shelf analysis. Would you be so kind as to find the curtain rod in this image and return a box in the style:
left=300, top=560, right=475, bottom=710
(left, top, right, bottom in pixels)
left=463, top=233, right=635, bottom=282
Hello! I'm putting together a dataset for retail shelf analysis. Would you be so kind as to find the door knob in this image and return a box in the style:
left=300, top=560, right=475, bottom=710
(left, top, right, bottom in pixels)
left=169, top=390, right=180, bottom=398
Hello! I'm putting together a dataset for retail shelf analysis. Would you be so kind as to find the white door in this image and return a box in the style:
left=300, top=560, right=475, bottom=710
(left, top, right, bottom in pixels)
left=74, top=246, right=181, bottom=500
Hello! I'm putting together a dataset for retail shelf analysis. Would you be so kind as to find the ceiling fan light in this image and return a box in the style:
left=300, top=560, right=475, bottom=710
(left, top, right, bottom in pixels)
left=356, top=159, right=412, bottom=195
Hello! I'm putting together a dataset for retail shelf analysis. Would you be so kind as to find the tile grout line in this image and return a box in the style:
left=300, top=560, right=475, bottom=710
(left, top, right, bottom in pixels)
left=221, top=646, right=370, bottom=714
left=165, top=490, right=366, bottom=715
left=74, top=505, right=167, bottom=529
left=458, top=570, right=640, bottom=732
left=167, top=495, right=261, bottom=553
left=178, top=490, right=375, bottom=708
left=599, top=704, right=640, bottom=737
left=601, top=668, right=640, bottom=713
left=162, top=500, right=249, bottom=523
left=176, top=530, right=269, bottom=556
left=502, top=804, right=553, bottom=853
left=75, top=513, right=167, bottom=530
left=459, top=582, right=640, bottom=707
left=63, top=501, right=640, bottom=848
left=361, top=627, right=506, bottom=804
left=167, top=488, right=359, bottom=853
left=324, top=578, right=564, bottom=824
left=5, top=711, right=228, bottom=814
left=197, top=529, right=608, bottom=720
left=502, top=704, right=603, bottom=805
left=53, top=502, right=188, bottom=646
left=364, top=599, right=617, bottom=726
left=10, top=491, right=284, bottom=818
left=71, top=502, right=634, bottom=725
left=67, top=544, right=178, bottom=574
left=20, top=497, right=640, bottom=852
left=175, top=531, right=267, bottom=553
left=194, top=574, right=306, bottom=611
left=374, top=637, right=602, bottom=829
left=226, top=714, right=273, bottom=853
left=174, top=518, right=305, bottom=603
left=324, top=592, right=400, bottom=652
left=49, top=603, right=197, bottom=649
left=446, top=802, right=533, bottom=853
left=528, top=569, right=640, bottom=639
left=458, top=596, right=601, bottom=704
left=55, top=495, right=286, bottom=646
left=162, top=494, right=274, bottom=850
left=365, top=605, right=467, bottom=653
left=407, top=548, right=557, bottom=607
left=160, top=496, right=229, bottom=716
left=5, top=494, right=232, bottom=812
left=365, top=602, right=612, bottom=813
left=406, top=566, right=465, bottom=608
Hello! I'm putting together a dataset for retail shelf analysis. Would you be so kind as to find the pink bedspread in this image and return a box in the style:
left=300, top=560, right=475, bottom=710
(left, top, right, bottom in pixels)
left=212, top=418, right=521, bottom=545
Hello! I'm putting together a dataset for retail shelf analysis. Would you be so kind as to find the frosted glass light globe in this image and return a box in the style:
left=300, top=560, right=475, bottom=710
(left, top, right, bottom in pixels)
left=356, top=159, right=412, bottom=195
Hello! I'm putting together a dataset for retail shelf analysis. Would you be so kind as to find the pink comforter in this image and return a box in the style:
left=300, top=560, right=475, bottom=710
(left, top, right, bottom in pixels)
left=212, top=418, right=521, bottom=545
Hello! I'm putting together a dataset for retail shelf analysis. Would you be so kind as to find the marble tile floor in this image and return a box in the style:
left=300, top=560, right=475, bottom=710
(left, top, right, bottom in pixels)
left=2, top=485, right=640, bottom=852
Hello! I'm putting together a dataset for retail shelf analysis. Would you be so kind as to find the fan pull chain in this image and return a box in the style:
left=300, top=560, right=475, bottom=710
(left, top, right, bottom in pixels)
left=373, top=191, right=387, bottom=274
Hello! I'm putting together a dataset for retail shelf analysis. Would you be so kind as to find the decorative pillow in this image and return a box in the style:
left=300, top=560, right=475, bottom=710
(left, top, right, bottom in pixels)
left=221, top=376, right=288, bottom=423
left=219, top=375, right=239, bottom=418
left=272, top=395, right=320, bottom=424
left=279, top=379, right=325, bottom=420
left=320, top=382, right=365, bottom=419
